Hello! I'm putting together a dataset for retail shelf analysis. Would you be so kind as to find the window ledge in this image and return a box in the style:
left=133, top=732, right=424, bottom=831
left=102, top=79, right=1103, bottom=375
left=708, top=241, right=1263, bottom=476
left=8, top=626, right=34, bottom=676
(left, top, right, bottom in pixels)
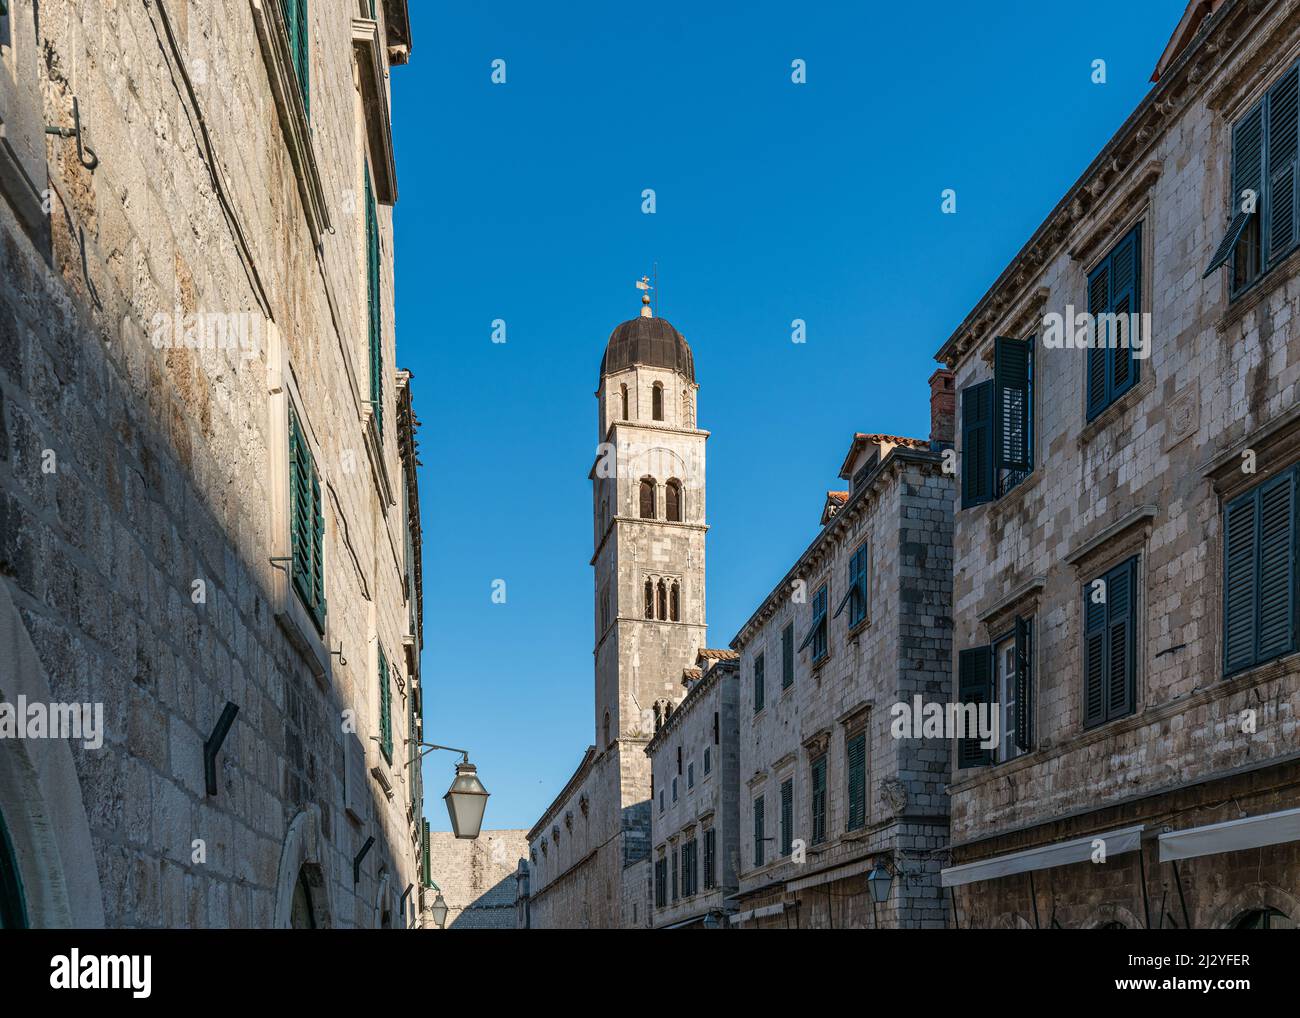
left=1077, top=371, right=1155, bottom=448
left=988, top=468, right=1042, bottom=519
left=250, top=0, right=330, bottom=243
left=1217, top=242, right=1300, bottom=333
left=845, top=616, right=871, bottom=642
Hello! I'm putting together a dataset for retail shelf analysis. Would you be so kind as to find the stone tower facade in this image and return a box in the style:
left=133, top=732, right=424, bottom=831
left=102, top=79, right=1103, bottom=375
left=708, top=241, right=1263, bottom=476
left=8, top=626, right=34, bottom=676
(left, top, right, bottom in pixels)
left=526, top=308, right=708, bottom=927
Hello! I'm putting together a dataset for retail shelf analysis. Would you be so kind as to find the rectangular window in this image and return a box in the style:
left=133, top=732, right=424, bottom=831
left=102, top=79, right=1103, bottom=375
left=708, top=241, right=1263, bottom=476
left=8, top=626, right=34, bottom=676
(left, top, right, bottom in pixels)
left=289, top=406, right=326, bottom=632
left=365, top=164, right=383, bottom=437
left=1083, top=557, right=1139, bottom=727
left=703, top=747, right=711, bottom=775
left=658, top=788, right=664, bottom=813
left=672, top=777, right=678, bottom=803
left=957, top=646, right=993, bottom=768
left=654, top=858, right=666, bottom=908
left=1085, top=223, right=1142, bottom=420
left=779, top=778, right=793, bottom=856
left=687, top=762, right=695, bottom=789
left=834, top=542, right=869, bottom=627
left=671, top=850, right=678, bottom=903
left=797, top=585, right=829, bottom=662
left=753, top=794, right=765, bottom=868
left=810, top=755, right=827, bottom=844
left=753, top=651, right=765, bottom=713
left=846, top=731, right=867, bottom=830
left=682, top=839, right=696, bottom=897
left=993, top=616, right=1034, bottom=762
left=703, top=828, right=717, bottom=890
left=1224, top=469, right=1298, bottom=674
left=781, top=622, right=794, bottom=688
left=1206, top=62, right=1299, bottom=294
left=378, top=646, right=392, bottom=764
left=283, top=0, right=310, bottom=117
left=960, top=379, right=994, bottom=508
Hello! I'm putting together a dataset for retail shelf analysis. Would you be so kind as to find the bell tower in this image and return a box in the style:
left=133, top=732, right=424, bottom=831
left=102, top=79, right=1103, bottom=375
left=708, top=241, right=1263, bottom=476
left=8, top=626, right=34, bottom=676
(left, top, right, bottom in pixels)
left=591, top=289, right=708, bottom=766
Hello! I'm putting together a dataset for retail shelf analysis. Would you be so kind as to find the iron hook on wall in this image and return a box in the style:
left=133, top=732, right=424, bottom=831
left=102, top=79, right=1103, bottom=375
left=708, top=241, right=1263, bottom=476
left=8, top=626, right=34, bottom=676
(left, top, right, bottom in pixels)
left=46, top=96, right=99, bottom=171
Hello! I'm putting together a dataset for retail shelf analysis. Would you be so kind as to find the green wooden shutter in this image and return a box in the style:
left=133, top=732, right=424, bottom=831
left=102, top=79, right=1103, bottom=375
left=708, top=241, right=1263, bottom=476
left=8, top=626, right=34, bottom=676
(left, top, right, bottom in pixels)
left=1013, top=616, right=1031, bottom=751
left=779, top=779, right=793, bottom=855
left=961, top=380, right=994, bottom=508
left=1267, top=65, right=1299, bottom=265
left=421, top=819, right=431, bottom=886
left=1083, top=579, right=1108, bottom=727
left=1105, top=560, right=1136, bottom=720
left=309, top=467, right=325, bottom=631
left=289, top=407, right=325, bottom=632
left=753, top=795, right=765, bottom=867
left=781, top=623, right=794, bottom=688
left=284, top=0, right=310, bottom=118
left=1257, top=471, right=1297, bottom=662
left=957, top=647, right=992, bottom=767
left=379, top=648, right=393, bottom=762
left=365, top=166, right=383, bottom=437
left=810, top=756, right=827, bottom=844
left=846, top=732, right=866, bottom=830
left=1109, top=225, right=1141, bottom=400
left=753, top=653, right=765, bottom=713
left=1085, top=258, right=1110, bottom=419
left=993, top=337, right=1032, bottom=472
left=1223, top=488, right=1259, bottom=672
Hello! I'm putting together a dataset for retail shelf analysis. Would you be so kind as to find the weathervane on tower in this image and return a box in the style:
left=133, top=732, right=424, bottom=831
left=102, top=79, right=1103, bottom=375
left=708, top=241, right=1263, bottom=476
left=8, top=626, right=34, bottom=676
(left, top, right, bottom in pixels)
left=636, top=264, right=658, bottom=318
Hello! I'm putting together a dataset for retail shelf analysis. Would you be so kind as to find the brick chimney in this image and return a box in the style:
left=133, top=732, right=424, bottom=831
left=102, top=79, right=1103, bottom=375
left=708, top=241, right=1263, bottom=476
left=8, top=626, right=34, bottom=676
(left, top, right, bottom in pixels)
left=929, top=369, right=955, bottom=448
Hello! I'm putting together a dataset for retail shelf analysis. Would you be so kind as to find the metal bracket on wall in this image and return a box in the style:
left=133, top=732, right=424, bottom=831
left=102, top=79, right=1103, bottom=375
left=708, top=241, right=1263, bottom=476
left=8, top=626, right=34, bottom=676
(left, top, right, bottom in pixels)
left=399, top=883, right=414, bottom=912
left=353, top=836, right=376, bottom=885
left=204, top=702, right=240, bottom=797
left=45, top=97, right=99, bottom=170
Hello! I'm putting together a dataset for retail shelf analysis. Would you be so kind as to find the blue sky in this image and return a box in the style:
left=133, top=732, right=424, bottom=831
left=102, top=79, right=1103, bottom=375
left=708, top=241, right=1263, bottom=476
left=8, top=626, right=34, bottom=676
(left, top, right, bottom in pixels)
left=394, top=0, right=1191, bottom=830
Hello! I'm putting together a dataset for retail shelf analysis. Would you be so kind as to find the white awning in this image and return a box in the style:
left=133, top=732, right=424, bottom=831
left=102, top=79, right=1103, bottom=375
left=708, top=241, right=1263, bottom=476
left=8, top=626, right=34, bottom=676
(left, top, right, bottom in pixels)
left=786, top=857, right=874, bottom=893
left=1159, top=807, right=1300, bottom=862
left=941, top=825, right=1145, bottom=887
left=730, top=902, right=785, bottom=925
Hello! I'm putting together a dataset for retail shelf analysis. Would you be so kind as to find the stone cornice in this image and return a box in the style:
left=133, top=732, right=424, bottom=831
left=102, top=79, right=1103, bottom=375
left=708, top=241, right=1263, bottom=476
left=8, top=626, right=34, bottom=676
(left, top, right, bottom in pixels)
left=934, top=0, right=1274, bottom=372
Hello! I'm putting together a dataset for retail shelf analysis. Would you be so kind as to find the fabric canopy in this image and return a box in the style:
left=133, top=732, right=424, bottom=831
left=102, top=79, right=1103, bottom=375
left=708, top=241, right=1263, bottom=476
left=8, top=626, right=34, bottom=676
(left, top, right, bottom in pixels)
left=941, top=825, right=1145, bottom=887
left=1158, top=807, right=1300, bottom=862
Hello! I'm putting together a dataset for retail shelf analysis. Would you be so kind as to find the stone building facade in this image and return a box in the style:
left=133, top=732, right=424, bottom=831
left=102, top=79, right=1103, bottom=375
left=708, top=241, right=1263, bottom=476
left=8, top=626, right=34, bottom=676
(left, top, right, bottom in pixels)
left=645, top=649, right=741, bottom=929
left=938, top=0, right=1300, bottom=929
left=524, top=308, right=710, bottom=927
left=426, top=829, right=526, bottom=929
left=0, top=0, right=431, bottom=927
left=730, top=381, right=956, bottom=929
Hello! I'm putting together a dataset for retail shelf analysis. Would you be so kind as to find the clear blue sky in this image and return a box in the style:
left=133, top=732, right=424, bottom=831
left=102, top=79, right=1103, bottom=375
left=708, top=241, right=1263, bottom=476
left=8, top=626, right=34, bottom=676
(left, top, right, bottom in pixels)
left=394, top=0, right=1190, bottom=830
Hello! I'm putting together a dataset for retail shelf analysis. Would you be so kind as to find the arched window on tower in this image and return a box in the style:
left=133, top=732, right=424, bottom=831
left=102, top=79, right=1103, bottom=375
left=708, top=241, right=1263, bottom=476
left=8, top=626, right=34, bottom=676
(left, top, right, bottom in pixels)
left=670, top=581, right=680, bottom=622
left=657, top=579, right=668, bottom=621
left=665, top=479, right=682, bottom=522
left=644, top=579, right=654, bottom=619
left=639, top=478, right=656, bottom=519
left=652, top=382, right=664, bottom=421
left=620, top=383, right=629, bottom=420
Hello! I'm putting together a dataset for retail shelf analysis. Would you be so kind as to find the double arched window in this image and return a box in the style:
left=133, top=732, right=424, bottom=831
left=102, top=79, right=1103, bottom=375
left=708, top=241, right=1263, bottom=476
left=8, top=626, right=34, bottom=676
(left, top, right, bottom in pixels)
left=665, top=479, right=682, bottom=522
left=639, top=478, right=656, bottom=519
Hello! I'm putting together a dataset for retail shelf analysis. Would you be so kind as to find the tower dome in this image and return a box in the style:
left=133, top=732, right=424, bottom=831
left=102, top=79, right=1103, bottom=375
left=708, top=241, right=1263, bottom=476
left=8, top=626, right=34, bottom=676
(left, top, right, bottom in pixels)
left=599, top=316, right=695, bottom=383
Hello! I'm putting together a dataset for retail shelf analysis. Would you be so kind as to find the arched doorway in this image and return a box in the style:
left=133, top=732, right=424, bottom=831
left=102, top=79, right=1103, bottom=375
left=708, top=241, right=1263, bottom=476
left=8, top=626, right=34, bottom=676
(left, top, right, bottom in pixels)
left=274, top=807, right=334, bottom=928
left=1233, top=908, right=1295, bottom=929
left=289, top=866, right=317, bottom=929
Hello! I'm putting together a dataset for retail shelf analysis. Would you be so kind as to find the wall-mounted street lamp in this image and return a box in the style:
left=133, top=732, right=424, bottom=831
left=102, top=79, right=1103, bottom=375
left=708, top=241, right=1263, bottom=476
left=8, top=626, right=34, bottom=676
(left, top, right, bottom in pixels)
left=427, top=881, right=449, bottom=929
left=868, top=859, right=894, bottom=929
left=408, top=743, right=490, bottom=840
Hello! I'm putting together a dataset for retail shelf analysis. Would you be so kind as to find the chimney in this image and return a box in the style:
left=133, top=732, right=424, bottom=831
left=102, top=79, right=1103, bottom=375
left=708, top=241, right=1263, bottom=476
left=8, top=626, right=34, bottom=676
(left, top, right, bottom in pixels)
left=929, top=369, right=955, bottom=448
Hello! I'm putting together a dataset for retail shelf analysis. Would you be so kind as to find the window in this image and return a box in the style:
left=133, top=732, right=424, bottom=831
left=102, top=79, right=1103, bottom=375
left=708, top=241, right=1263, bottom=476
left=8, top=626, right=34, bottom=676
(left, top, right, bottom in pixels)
left=753, top=651, right=765, bottom=713
left=687, top=762, right=695, bottom=789
left=993, top=617, right=1033, bottom=762
left=669, top=581, right=680, bottom=622
left=639, top=478, right=656, bottom=519
left=846, top=731, right=867, bottom=831
left=620, top=383, right=629, bottom=420
left=657, top=580, right=667, bottom=621
left=283, top=0, right=310, bottom=117
left=666, top=479, right=682, bottom=522
left=289, top=407, right=326, bottom=632
left=1205, top=61, right=1299, bottom=295
left=365, top=164, right=383, bottom=436
left=779, top=778, right=793, bottom=856
left=378, top=646, right=392, bottom=763
left=1224, top=469, right=1297, bottom=674
left=654, top=858, right=667, bottom=908
left=1086, top=225, right=1142, bottom=420
left=672, top=777, right=677, bottom=803
left=703, top=828, right=717, bottom=890
left=957, top=646, right=993, bottom=768
left=810, top=755, right=827, bottom=844
left=659, top=789, right=664, bottom=813
left=1084, top=557, right=1139, bottom=727
left=644, top=579, right=654, bottom=619
left=671, top=850, right=678, bottom=902
left=677, top=746, right=682, bottom=775
left=753, top=795, right=765, bottom=867
left=681, top=839, right=697, bottom=897
left=834, top=542, right=869, bottom=627
left=713, top=711, right=719, bottom=745
left=961, top=335, right=1034, bottom=507
left=652, top=382, right=664, bottom=421
left=797, top=584, right=829, bottom=662
left=781, top=622, right=794, bottom=689
left=703, top=747, right=711, bottom=775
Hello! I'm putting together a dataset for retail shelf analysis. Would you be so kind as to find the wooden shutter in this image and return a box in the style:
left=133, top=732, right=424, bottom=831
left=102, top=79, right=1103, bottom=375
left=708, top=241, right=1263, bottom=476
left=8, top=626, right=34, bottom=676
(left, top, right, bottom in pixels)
left=1082, top=578, right=1107, bottom=727
left=782, top=623, right=794, bottom=688
left=1013, top=617, right=1031, bottom=751
left=378, top=647, right=392, bottom=762
left=754, top=653, right=765, bottom=713
left=846, top=732, right=866, bottom=830
left=753, top=796, right=765, bottom=866
left=1257, top=472, right=1297, bottom=662
left=365, top=166, right=383, bottom=437
left=1086, top=261, right=1110, bottom=419
left=1105, top=560, right=1136, bottom=720
left=957, top=647, right=992, bottom=767
left=780, top=779, right=793, bottom=854
left=1267, top=65, right=1299, bottom=264
left=1109, top=225, right=1141, bottom=399
left=284, top=0, right=310, bottom=117
left=961, top=380, right=994, bottom=508
left=1223, top=490, right=1259, bottom=673
left=310, top=467, right=325, bottom=630
left=811, top=756, right=827, bottom=843
left=421, top=819, right=431, bottom=885
left=994, top=337, right=1032, bottom=472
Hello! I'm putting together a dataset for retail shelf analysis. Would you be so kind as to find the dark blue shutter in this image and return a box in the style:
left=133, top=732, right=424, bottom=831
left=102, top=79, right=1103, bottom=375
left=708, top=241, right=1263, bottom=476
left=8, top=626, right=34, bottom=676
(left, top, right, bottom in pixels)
left=993, top=337, right=1032, bottom=472
left=781, top=623, right=794, bottom=689
left=1083, top=579, right=1107, bottom=727
left=1233, top=101, right=1266, bottom=283
left=1267, top=65, right=1299, bottom=265
left=753, top=795, right=765, bottom=867
left=1223, top=489, right=1259, bottom=673
left=779, top=779, right=792, bottom=855
left=1086, top=260, right=1110, bottom=419
left=961, top=380, right=994, bottom=508
left=1013, top=616, right=1031, bottom=751
left=846, top=732, right=867, bottom=830
left=957, top=647, right=992, bottom=767
left=1109, top=225, right=1140, bottom=400
left=1257, top=471, right=1297, bottom=662
left=1105, top=560, right=1136, bottom=721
